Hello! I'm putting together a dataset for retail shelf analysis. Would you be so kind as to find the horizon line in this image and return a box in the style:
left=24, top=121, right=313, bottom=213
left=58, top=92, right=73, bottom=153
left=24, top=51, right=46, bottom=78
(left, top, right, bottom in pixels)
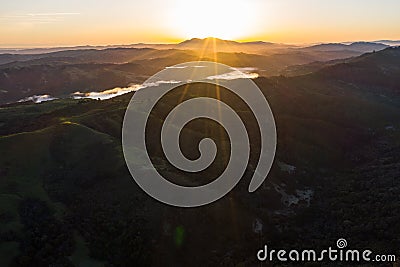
left=1, top=37, right=400, bottom=50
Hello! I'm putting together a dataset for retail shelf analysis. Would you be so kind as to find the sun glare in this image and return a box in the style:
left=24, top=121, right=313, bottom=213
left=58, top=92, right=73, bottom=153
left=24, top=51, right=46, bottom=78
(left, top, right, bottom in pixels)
left=169, top=0, right=258, bottom=40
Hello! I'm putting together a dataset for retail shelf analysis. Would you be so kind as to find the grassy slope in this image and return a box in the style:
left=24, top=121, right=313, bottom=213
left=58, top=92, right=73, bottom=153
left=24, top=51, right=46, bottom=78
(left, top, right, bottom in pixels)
left=0, top=105, right=123, bottom=265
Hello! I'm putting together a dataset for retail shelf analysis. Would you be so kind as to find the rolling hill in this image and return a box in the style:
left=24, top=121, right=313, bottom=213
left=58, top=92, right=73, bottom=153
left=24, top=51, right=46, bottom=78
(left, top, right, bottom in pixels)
left=0, top=46, right=399, bottom=266
left=1, top=40, right=395, bottom=105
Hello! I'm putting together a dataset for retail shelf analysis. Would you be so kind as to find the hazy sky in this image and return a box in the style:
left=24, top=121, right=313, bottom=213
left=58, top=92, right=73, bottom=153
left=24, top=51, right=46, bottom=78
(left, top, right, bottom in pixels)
left=1, top=0, right=399, bottom=47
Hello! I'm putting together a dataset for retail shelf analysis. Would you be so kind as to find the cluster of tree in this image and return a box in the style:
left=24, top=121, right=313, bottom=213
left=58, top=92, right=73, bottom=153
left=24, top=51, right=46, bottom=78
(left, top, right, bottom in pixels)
left=11, top=198, right=74, bottom=267
left=71, top=197, right=150, bottom=266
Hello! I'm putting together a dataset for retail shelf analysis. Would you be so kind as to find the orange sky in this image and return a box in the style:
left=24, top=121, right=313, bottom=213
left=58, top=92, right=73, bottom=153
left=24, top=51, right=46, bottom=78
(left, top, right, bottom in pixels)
left=1, top=0, right=400, bottom=47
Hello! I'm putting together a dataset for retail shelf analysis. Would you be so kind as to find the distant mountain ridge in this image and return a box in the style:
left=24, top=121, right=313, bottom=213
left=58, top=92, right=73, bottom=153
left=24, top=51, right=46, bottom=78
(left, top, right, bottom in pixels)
left=303, top=41, right=389, bottom=52
left=3, top=37, right=396, bottom=55
left=177, top=37, right=275, bottom=46
left=374, top=40, right=400, bottom=46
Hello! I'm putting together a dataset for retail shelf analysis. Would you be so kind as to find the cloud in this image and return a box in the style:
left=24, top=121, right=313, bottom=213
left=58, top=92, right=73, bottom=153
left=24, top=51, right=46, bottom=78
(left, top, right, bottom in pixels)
left=72, top=67, right=258, bottom=101
left=165, top=65, right=206, bottom=69
left=73, top=86, right=142, bottom=100
left=232, top=67, right=258, bottom=72
left=165, top=66, right=187, bottom=69
left=26, top=13, right=81, bottom=16
left=18, top=94, right=57, bottom=103
left=206, top=67, right=259, bottom=80
left=72, top=80, right=181, bottom=100
left=0, top=12, right=80, bottom=24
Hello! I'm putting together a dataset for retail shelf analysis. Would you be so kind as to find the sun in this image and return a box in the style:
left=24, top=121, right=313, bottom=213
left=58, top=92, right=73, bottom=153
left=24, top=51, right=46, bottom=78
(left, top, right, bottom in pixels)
left=169, top=0, right=258, bottom=40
